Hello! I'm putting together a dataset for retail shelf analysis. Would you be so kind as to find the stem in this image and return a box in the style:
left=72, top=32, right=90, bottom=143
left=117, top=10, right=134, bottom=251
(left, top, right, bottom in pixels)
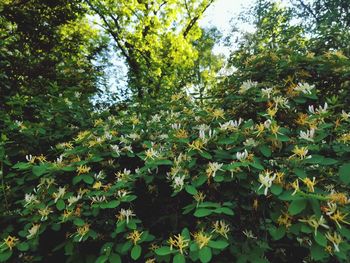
left=0, top=161, right=9, bottom=210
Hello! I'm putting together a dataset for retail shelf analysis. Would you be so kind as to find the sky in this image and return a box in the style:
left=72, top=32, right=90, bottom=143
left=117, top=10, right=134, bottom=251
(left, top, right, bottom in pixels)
left=199, top=0, right=255, bottom=56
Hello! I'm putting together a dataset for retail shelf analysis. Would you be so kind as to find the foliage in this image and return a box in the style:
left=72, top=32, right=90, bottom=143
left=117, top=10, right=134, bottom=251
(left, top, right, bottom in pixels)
left=2, top=78, right=350, bottom=261
left=1, top=0, right=350, bottom=262
left=85, top=0, right=221, bottom=98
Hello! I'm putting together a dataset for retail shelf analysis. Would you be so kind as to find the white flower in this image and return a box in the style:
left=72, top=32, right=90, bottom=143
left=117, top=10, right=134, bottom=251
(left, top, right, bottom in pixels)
left=299, top=128, right=315, bottom=142
left=68, top=195, right=81, bottom=207
left=151, top=114, right=161, bottom=123
left=219, top=118, right=243, bottom=131
left=242, top=229, right=257, bottom=239
left=261, top=88, right=274, bottom=99
left=25, top=154, right=35, bottom=163
left=273, top=96, right=290, bottom=109
left=171, top=123, right=181, bottom=130
left=90, top=195, right=106, bottom=204
left=24, top=193, right=39, bottom=207
left=236, top=149, right=248, bottom=161
left=118, top=208, right=136, bottom=224
left=94, top=171, right=105, bottom=180
left=38, top=206, right=52, bottom=221
left=128, top=133, right=140, bottom=141
left=341, top=110, right=350, bottom=121
left=144, top=148, right=159, bottom=160
left=27, top=224, right=40, bottom=239
left=53, top=187, right=66, bottom=203
left=206, top=162, right=224, bottom=178
left=258, top=170, right=276, bottom=196
left=122, top=145, right=133, bottom=153
left=294, top=83, right=315, bottom=94
left=243, top=138, right=258, bottom=147
left=173, top=175, right=186, bottom=191
left=55, top=155, right=64, bottom=165
left=74, top=92, right=82, bottom=98
left=239, top=80, right=258, bottom=94
left=308, top=102, right=328, bottom=114
left=264, top=120, right=272, bottom=128
left=111, top=145, right=121, bottom=155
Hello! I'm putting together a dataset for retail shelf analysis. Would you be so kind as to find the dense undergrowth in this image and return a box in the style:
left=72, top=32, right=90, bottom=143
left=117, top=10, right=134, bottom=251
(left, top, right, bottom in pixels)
left=1, top=65, right=350, bottom=262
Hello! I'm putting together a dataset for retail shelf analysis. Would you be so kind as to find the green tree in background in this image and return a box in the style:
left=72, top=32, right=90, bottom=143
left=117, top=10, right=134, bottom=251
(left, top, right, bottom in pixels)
left=85, top=0, right=220, bottom=98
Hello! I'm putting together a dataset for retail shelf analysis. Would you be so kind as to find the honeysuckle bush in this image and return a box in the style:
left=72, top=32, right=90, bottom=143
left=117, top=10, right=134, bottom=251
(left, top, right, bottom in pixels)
left=1, top=78, right=350, bottom=263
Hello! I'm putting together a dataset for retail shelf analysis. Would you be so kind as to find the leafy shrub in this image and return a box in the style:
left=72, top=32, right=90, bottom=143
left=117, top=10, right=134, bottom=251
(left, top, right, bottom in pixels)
left=1, top=76, right=350, bottom=262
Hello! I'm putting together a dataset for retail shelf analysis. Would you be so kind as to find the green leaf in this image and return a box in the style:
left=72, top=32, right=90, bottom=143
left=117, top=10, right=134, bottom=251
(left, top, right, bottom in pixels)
left=56, top=199, right=65, bottom=211
left=288, top=199, right=307, bottom=215
left=339, top=163, right=350, bottom=184
left=199, top=247, right=212, bottom=263
left=214, top=207, right=234, bottom=216
left=100, top=200, right=120, bottom=209
left=314, top=232, right=327, bottom=247
left=109, top=253, right=121, bottom=263
left=0, top=250, right=12, bottom=262
left=32, top=165, right=48, bottom=176
left=270, top=184, right=283, bottom=195
left=96, top=255, right=108, bottom=263
left=131, top=245, right=141, bottom=260
left=199, top=151, right=212, bottom=160
left=294, top=168, right=307, bottom=179
left=173, top=253, right=185, bottom=263
left=259, top=145, right=271, bottom=157
left=73, top=218, right=85, bottom=226
left=194, top=209, right=212, bottom=217
left=311, top=243, right=328, bottom=261
left=269, top=226, right=285, bottom=240
left=82, top=175, right=94, bottom=184
left=17, top=242, right=29, bottom=251
left=155, top=246, right=172, bottom=256
left=185, top=185, right=198, bottom=195
left=208, top=240, right=229, bottom=249
left=154, top=159, right=173, bottom=166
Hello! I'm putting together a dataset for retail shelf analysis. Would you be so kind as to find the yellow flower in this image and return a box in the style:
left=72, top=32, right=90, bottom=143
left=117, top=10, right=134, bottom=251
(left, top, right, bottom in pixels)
left=188, top=140, right=205, bottom=152
left=277, top=212, right=292, bottom=228
left=2, top=235, right=19, bottom=250
left=325, top=231, right=342, bottom=252
left=211, top=108, right=225, bottom=120
left=328, top=192, right=349, bottom=205
left=290, top=146, right=310, bottom=160
left=299, top=215, right=329, bottom=236
left=194, top=191, right=206, bottom=206
left=94, top=119, right=103, bottom=127
left=130, top=116, right=140, bottom=125
left=144, top=148, right=159, bottom=160
left=267, top=107, right=277, bottom=118
left=291, top=179, right=300, bottom=195
left=329, top=210, right=350, bottom=229
left=76, top=224, right=90, bottom=242
left=37, top=154, right=47, bottom=163
left=274, top=172, right=285, bottom=185
left=62, top=209, right=73, bottom=221
left=74, top=130, right=90, bottom=141
left=168, top=234, right=189, bottom=254
left=212, top=220, right=230, bottom=239
left=255, top=123, right=265, bottom=137
left=92, top=181, right=102, bottom=190
left=77, top=165, right=91, bottom=176
left=175, top=129, right=188, bottom=139
left=127, top=230, right=143, bottom=245
left=301, top=177, right=316, bottom=192
left=193, top=231, right=211, bottom=249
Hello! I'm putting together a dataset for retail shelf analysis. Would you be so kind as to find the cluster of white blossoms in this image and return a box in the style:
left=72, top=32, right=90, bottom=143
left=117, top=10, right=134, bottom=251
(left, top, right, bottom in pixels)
left=238, top=80, right=258, bottom=94
left=294, top=82, right=315, bottom=94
